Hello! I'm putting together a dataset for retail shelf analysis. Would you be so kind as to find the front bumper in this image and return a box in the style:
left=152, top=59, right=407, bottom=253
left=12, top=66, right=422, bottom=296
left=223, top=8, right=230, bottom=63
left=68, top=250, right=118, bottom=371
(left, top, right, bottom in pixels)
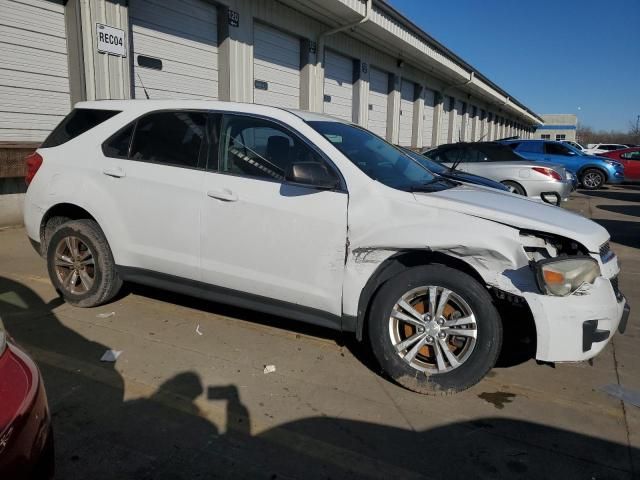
left=607, top=170, right=625, bottom=184
left=523, top=276, right=628, bottom=362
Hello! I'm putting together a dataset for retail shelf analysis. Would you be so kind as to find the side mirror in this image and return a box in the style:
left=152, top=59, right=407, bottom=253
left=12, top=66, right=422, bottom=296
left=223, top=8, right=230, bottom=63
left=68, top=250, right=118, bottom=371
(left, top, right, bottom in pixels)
left=285, top=162, right=340, bottom=190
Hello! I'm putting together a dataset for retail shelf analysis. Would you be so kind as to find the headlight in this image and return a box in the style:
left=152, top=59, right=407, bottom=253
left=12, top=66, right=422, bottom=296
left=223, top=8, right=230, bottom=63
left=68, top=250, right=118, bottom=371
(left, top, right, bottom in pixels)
left=535, top=257, right=600, bottom=296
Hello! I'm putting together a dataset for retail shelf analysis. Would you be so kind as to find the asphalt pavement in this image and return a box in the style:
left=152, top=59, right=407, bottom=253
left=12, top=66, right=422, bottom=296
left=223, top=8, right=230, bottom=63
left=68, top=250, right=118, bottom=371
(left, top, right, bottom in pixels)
left=0, top=185, right=638, bottom=479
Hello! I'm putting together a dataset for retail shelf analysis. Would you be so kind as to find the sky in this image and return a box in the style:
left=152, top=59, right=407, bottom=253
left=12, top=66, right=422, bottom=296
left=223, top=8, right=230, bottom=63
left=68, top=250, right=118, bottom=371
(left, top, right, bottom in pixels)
left=388, top=0, right=640, bottom=131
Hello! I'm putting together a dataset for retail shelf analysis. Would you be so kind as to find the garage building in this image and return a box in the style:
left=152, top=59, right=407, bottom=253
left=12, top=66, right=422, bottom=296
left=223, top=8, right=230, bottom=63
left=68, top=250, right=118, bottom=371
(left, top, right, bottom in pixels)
left=1, top=0, right=542, bottom=210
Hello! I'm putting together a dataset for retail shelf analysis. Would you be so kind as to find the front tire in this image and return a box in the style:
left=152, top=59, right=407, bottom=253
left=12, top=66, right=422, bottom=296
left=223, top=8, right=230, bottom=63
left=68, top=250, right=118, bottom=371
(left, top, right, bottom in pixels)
left=46, top=219, right=122, bottom=307
left=368, top=265, right=502, bottom=395
left=580, top=169, right=605, bottom=190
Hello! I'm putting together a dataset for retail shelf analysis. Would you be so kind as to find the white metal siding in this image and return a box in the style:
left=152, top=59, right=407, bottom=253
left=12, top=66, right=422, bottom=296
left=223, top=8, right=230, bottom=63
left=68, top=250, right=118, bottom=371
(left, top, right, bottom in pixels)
left=0, top=0, right=71, bottom=142
left=323, top=50, right=353, bottom=121
left=439, top=98, right=452, bottom=145
left=367, top=67, right=388, bottom=138
left=130, top=0, right=218, bottom=100
left=453, top=99, right=464, bottom=142
left=253, top=23, right=300, bottom=109
left=422, top=88, right=435, bottom=148
left=398, top=79, right=414, bottom=146
left=466, top=105, right=474, bottom=141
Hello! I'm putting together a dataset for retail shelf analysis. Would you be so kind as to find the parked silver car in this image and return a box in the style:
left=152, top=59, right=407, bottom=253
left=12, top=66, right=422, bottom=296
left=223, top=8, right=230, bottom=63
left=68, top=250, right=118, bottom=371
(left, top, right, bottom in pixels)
left=422, top=142, right=573, bottom=205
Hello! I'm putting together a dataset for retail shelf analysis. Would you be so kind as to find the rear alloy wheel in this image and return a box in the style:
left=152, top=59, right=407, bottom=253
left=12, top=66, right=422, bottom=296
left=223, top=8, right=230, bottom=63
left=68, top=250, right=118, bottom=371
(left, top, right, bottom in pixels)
left=368, top=265, right=502, bottom=395
left=580, top=169, right=605, bottom=190
left=501, top=181, right=526, bottom=196
left=46, top=219, right=122, bottom=307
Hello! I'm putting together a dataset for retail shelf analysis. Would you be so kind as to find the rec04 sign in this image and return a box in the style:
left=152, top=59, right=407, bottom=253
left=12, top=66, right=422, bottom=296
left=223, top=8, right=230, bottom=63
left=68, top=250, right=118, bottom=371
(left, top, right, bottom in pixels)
left=96, top=24, right=127, bottom=57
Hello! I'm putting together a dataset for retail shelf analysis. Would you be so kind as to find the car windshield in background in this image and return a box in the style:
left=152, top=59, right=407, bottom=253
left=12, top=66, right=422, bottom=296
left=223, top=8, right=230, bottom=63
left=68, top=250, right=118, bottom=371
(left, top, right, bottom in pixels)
left=309, top=121, right=453, bottom=192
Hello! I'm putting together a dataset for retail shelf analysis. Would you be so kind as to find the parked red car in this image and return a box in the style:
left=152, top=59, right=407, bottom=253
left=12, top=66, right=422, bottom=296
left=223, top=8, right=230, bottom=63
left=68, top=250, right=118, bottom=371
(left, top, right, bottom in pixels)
left=0, top=329, right=54, bottom=479
left=600, top=147, right=640, bottom=180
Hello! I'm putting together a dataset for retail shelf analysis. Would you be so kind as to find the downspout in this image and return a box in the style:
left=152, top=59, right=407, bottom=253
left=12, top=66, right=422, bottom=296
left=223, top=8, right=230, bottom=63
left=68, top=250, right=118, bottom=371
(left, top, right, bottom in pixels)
left=437, top=71, right=474, bottom=143
left=316, top=0, right=373, bottom=68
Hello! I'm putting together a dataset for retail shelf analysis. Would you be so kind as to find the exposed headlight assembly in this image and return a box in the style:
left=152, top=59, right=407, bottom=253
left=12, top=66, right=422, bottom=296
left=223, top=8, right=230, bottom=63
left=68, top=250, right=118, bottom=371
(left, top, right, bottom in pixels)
left=535, top=256, right=600, bottom=296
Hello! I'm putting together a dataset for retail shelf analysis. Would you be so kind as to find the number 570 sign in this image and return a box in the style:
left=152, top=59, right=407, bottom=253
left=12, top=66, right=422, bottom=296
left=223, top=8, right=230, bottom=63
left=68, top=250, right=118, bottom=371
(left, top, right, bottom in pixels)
left=96, top=23, right=127, bottom=57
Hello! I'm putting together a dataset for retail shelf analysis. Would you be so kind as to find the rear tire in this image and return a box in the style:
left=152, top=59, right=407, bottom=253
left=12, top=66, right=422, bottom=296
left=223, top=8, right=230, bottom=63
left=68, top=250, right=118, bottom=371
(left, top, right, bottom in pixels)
left=580, top=169, right=605, bottom=190
left=46, top=219, right=122, bottom=307
left=368, top=265, right=502, bottom=395
left=501, top=181, right=526, bottom=196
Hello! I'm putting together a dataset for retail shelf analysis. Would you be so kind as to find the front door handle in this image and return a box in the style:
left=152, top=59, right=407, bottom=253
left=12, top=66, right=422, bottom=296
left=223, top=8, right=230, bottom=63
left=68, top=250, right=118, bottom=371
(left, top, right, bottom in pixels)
left=102, top=167, right=126, bottom=178
left=207, top=189, right=238, bottom=202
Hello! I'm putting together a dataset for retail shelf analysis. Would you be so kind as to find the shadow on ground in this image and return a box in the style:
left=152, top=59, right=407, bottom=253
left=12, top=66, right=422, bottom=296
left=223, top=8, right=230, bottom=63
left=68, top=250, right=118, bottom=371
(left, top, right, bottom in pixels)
left=1, top=277, right=637, bottom=479
left=579, top=189, right=640, bottom=203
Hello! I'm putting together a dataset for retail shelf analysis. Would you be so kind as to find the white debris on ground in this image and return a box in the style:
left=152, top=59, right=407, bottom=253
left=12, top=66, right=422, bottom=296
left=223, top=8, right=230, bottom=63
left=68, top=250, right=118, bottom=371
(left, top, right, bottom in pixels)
left=263, top=364, right=276, bottom=374
left=196, top=324, right=203, bottom=336
left=100, top=350, right=122, bottom=362
left=96, top=312, right=115, bottom=318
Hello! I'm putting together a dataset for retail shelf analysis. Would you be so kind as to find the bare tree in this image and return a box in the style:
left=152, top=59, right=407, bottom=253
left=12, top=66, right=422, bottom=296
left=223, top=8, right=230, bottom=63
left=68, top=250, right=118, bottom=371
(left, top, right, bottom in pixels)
left=576, top=120, right=640, bottom=146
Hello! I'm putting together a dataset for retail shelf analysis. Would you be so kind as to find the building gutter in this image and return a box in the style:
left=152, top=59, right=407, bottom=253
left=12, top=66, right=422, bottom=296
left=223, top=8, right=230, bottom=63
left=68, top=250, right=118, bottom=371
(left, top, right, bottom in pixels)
left=316, top=0, right=372, bottom=67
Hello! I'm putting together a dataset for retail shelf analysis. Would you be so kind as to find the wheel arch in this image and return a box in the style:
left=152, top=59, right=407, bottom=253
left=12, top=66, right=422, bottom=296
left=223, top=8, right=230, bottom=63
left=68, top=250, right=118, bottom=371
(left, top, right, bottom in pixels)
left=354, top=250, right=486, bottom=341
left=500, top=180, right=527, bottom=196
left=577, top=165, right=608, bottom=181
left=40, top=203, right=102, bottom=253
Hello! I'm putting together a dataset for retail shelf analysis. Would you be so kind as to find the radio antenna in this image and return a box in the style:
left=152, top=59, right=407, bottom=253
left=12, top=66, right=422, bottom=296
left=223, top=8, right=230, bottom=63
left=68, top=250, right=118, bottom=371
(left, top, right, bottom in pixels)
left=137, top=73, right=150, bottom=99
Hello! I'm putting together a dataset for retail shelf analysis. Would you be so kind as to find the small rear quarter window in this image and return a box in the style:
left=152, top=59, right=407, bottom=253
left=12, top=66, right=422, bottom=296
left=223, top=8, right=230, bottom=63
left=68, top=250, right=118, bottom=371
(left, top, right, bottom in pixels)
left=41, top=108, right=120, bottom=148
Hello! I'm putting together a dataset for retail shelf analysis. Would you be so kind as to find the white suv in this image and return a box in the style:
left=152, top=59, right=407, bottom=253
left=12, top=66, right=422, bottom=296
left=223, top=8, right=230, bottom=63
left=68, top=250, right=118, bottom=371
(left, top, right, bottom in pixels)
left=24, top=101, right=630, bottom=394
left=583, top=143, right=628, bottom=155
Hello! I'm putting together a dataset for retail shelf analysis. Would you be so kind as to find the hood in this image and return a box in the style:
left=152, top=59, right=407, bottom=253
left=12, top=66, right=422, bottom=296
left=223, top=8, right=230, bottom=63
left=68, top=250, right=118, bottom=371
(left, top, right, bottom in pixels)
left=414, top=184, right=609, bottom=251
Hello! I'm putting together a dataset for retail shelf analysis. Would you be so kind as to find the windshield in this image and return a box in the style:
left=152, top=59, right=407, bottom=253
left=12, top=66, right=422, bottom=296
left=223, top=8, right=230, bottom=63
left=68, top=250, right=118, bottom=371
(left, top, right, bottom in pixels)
left=403, top=149, right=447, bottom=174
left=563, top=143, right=587, bottom=156
left=309, top=121, right=454, bottom=192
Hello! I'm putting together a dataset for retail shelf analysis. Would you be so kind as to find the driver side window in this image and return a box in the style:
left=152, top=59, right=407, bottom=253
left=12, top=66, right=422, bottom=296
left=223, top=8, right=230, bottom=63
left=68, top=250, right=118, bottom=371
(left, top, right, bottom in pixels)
left=218, top=115, right=327, bottom=182
left=545, top=142, right=571, bottom=155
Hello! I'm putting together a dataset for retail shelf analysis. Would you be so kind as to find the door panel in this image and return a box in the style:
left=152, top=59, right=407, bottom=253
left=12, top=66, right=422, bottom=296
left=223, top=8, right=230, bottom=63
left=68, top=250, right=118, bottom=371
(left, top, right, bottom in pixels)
left=200, top=114, right=348, bottom=314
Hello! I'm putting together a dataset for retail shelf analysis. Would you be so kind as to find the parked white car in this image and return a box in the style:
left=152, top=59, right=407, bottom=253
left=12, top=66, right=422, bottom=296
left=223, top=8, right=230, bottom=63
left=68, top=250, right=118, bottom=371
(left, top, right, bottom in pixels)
left=583, top=143, right=628, bottom=155
left=23, top=101, right=630, bottom=394
left=561, top=140, right=586, bottom=151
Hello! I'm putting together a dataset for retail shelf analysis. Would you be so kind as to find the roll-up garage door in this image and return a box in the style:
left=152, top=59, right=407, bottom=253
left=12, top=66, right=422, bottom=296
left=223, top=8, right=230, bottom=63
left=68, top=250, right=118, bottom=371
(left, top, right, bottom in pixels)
left=253, top=23, right=300, bottom=109
left=398, top=80, right=415, bottom=146
left=130, top=0, right=218, bottom=100
left=453, top=99, right=464, bottom=143
left=422, top=88, right=435, bottom=148
left=367, top=67, right=388, bottom=138
left=0, top=0, right=71, bottom=142
left=438, top=97, right=452, bottom=145
left=323, top=50, right=353, bottom=121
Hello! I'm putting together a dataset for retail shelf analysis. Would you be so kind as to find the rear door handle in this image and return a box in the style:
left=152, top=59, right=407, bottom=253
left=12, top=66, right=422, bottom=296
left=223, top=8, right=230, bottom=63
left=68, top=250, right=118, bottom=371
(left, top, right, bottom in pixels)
left=207, top=189, right=238, bottom=202
left=102, top=167, right=126, bottom=178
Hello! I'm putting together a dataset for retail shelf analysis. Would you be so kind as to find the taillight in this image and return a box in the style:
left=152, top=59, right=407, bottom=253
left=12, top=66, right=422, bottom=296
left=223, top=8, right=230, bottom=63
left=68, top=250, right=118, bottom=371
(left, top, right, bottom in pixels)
left=25, top=152, right=43, bottom=186
left=532, top=166, right=562, bottom=181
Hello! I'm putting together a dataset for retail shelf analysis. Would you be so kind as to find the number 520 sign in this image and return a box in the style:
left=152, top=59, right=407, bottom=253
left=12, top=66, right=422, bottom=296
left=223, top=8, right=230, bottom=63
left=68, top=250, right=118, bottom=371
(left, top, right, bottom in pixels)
left=96, top=23, right=127, bottom=57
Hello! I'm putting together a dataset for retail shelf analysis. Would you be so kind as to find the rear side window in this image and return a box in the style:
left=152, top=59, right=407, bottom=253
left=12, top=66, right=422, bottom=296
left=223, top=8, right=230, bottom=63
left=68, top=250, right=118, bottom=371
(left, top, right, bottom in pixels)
left=42, top=109, right=120, bottom=148
left=107, top=111, right=208, bottom=169
left=516, top=141, right=543, bottom=154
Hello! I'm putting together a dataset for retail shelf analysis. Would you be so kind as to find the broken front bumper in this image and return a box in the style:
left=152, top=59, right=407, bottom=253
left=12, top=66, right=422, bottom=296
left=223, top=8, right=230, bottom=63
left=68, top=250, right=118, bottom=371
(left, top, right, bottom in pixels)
left=523, top=276, right=629, bottom=362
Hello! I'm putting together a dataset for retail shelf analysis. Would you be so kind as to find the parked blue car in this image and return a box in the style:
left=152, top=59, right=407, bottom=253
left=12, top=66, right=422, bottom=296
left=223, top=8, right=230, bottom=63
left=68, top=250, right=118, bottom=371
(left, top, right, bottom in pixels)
left=501, top=139, right=624, bottom=190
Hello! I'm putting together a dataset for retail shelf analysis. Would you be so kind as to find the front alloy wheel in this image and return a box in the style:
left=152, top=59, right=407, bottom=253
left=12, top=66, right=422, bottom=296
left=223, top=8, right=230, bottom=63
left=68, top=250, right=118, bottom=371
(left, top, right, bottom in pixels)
left=389, top=286, right=477, bottom=374
left=368, top=265, right=502, bottom=395
left=580, top=169, right=605, bottom=190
